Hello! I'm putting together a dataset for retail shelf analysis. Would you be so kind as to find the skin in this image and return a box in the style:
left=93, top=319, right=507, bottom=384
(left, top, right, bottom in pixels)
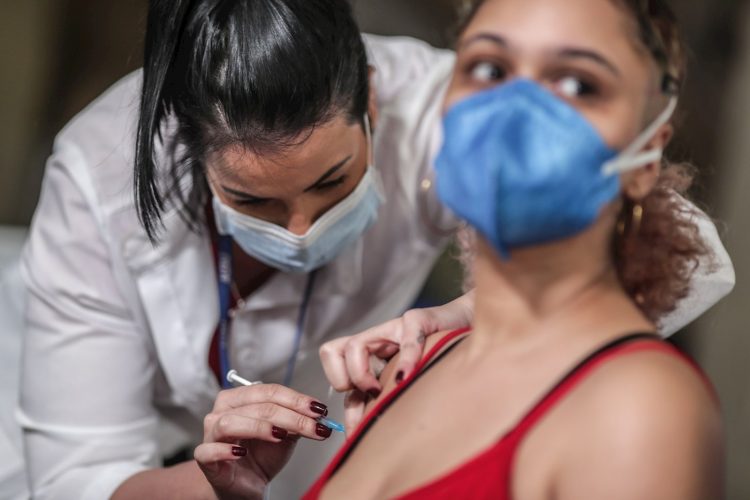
left=207, top=105, right=374, bottom=298
left=320, top=291, right=475, bottom=432
left=319, top=1, right=723, bottom=499
left=318, top=0, right=674, bottom=413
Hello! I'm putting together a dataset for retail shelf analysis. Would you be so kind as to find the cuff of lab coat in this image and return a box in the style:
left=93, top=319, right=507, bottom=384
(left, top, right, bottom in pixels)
left=36, top=463, right=149, bottom=500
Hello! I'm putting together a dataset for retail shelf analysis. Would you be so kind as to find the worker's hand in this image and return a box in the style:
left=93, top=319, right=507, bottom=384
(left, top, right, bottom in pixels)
left=319, top=291, right=474, bottom=433
left=194, top=384, right=332, bottom=500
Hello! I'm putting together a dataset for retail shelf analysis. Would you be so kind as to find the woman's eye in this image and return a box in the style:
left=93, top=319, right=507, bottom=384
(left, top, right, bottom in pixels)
left=316, top=176, right=347, bottom=191
left=469, top=62, right=506, bottom=83
left=555, top=76, right=598, bottom=99
left=234, top=197, right=269, bottom=207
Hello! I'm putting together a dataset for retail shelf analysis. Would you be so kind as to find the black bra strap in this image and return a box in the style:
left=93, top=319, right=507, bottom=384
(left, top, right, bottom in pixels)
left=526, top=332, right=662, bottom=417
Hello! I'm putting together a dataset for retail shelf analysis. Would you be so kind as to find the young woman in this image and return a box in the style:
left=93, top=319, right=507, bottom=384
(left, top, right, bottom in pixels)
left=303, top=0, right=724, bottom=498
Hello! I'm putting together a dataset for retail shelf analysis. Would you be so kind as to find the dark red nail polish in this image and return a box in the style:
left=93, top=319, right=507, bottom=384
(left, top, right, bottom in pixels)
left=272, top=426, right=288, bottom=439
left=367, top=388, right=381, bottom=399
left=232, top=446, right=247, bottom=457
left=310, top=401, right=328, bottom=416
left=316, top=423, right=333, bottom=438
left=395, top=371, right=405, bottom=383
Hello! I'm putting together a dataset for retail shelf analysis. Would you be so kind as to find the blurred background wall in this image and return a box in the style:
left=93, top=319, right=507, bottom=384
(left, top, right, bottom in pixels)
left=0, top=0, right=747, bottom=496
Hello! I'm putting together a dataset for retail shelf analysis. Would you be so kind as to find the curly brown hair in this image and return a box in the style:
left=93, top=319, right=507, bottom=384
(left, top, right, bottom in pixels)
left=456, top=0, right=714, bottom=325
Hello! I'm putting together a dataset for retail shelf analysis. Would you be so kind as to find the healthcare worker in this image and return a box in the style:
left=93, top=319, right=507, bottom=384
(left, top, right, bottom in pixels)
left=17, top=0, right=733, bottom=499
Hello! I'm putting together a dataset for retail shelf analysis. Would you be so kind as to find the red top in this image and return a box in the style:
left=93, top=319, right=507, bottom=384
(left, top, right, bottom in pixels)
left=303, top=328, right=713, bottom=500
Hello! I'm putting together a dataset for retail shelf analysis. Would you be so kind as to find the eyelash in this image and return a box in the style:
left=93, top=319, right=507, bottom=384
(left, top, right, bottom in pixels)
left=316, top=175, right=347, bottom=191
left=551, top=72, right=601, bottom=100
left=235, top=197, right=268, bottom=207
left=466, top=60, right=508, bottom=84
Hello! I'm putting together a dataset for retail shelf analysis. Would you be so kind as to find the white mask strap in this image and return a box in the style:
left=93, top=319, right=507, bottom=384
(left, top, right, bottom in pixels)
left=602, top=97, right=677, bottom=176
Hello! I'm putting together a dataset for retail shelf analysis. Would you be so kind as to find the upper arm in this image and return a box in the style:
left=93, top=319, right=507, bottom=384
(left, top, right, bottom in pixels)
left=363, top=34, right=454, bottom=107
left=555, top=352, right=723, bottom=500
left=660, top=197, right=735, bottom=336
left=20, top=142, right=159, bottom=500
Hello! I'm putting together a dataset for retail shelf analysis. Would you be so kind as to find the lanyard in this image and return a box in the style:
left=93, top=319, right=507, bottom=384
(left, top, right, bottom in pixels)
left=217, top=235, right=317, bottom=389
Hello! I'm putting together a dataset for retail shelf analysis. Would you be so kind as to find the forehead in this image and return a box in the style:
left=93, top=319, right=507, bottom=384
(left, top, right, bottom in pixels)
left=463, top=0, right=642, bottom=60
left=209, top=115, right=362, bottom=189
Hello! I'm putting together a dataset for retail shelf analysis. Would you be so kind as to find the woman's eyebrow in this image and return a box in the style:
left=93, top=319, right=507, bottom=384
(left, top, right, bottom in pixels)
left=221, top=185, right=267, bottom=202
left=460, top=32, right=509, bottom=50
left=556, top=47, right=622, bottom=77
left=303, top=154, right=353, bottom=192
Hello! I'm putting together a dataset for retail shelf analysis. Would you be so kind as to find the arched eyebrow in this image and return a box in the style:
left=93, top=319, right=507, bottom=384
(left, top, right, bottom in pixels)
left=556, top=47, right=621, bottom=77
left=221, top=185, right=267, bottom=203
left=460, top=32, right=509, bottom=50
left=303, top=155, right=353, bottom=192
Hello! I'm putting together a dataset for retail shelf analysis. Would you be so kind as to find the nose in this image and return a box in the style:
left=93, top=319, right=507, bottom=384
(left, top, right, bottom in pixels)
left=287, top=217, right=312, bottom=235
left=285, top=206, right=316, bottom=235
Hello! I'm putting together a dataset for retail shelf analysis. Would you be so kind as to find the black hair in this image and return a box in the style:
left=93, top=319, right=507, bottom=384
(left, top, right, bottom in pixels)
left=135, top=0, right=370, bottom=241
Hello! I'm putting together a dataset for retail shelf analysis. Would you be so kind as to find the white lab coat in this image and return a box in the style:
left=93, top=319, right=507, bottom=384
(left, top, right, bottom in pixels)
left=18, top=35, right=456, bottom=500
left=15, top=34, right=735, bottom=500
left=0, top=227, right=29, bottom=500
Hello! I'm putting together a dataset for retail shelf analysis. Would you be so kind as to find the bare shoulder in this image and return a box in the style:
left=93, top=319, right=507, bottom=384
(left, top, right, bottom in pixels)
left=365, top=329, right=467, bottom=412
left=555, top=345, right=723, bottom=499
left=581, top=345, right=719, bottom=429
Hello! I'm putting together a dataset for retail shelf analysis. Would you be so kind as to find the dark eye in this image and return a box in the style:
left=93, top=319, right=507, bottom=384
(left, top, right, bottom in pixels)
left=234, top=197, right=269, bottom=207
left=469, top=61, right=506, bottom=83
left=316, top=175, right=347, bottom=191
left=554, top=76, right=598, bottom=98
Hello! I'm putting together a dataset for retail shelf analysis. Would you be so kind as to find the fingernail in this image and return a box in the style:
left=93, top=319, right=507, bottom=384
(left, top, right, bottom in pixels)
left=367, top=388, right=381, bottom=399
left=316, top=423, right=333, bottom=438
left=310, top=401, right=328, bottom=416
left=272, top=426, right=288, bottom=439
left=395, top=371, right=404, bottom=383
left=232, top=446, right=247, bottom=457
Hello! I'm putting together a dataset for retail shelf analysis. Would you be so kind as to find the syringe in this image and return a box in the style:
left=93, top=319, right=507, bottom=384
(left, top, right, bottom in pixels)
left=226, top=370, right=345, bottom=433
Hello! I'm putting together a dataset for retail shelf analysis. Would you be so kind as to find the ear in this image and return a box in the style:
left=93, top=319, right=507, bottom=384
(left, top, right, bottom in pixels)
left=621, top=123, right=673, bottom=201
left=367, top=65, right=379, bottom=130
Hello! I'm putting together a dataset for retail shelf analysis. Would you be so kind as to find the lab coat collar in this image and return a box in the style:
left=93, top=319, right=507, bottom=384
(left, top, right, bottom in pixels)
left=237, top=235, right=366, bottom=311
left=121, top=208, right=367, bottom=314
left=119, top=207, right=365, bottom=411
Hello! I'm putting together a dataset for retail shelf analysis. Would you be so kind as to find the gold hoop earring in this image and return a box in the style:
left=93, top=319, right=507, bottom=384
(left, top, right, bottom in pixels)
left=631, top=203, right=643, bottom=235
left=617, top=202, right=644, bottom=237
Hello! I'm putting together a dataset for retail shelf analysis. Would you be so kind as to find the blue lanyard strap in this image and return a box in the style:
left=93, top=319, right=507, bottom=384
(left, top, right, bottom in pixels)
left=284, top=268, right=318, bottom=387
left=217, top=235, right=317, bottom=389
left=218, top=235, right=234, bottom=389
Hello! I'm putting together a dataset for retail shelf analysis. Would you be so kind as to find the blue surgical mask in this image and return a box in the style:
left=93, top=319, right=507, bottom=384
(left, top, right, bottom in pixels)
left=435, top=79, right=676, bottom=258
left=211, top=116, right=384, bottom=273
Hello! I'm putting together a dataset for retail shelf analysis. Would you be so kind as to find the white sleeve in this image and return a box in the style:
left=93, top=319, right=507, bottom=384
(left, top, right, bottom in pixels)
left=659, top=203, right=736, bottom=336
left=364, top=34, right=460, bottom=242
left=363, top=33, right=454, bottom=108
left=18, top=140, right=160, bottom=500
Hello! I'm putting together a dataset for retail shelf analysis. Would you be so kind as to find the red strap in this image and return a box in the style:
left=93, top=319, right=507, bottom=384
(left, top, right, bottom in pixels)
left=303, top=335, right=715, bottom=500
left=507, top=340, right=715, bottom=447
left=305, top=327, right=472, bottom=497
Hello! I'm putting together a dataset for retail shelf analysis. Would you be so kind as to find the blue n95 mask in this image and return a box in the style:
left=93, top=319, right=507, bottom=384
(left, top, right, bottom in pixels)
left=435, top=79, right=677, bottom=258
left=211, top=116, right=384, bottom=273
